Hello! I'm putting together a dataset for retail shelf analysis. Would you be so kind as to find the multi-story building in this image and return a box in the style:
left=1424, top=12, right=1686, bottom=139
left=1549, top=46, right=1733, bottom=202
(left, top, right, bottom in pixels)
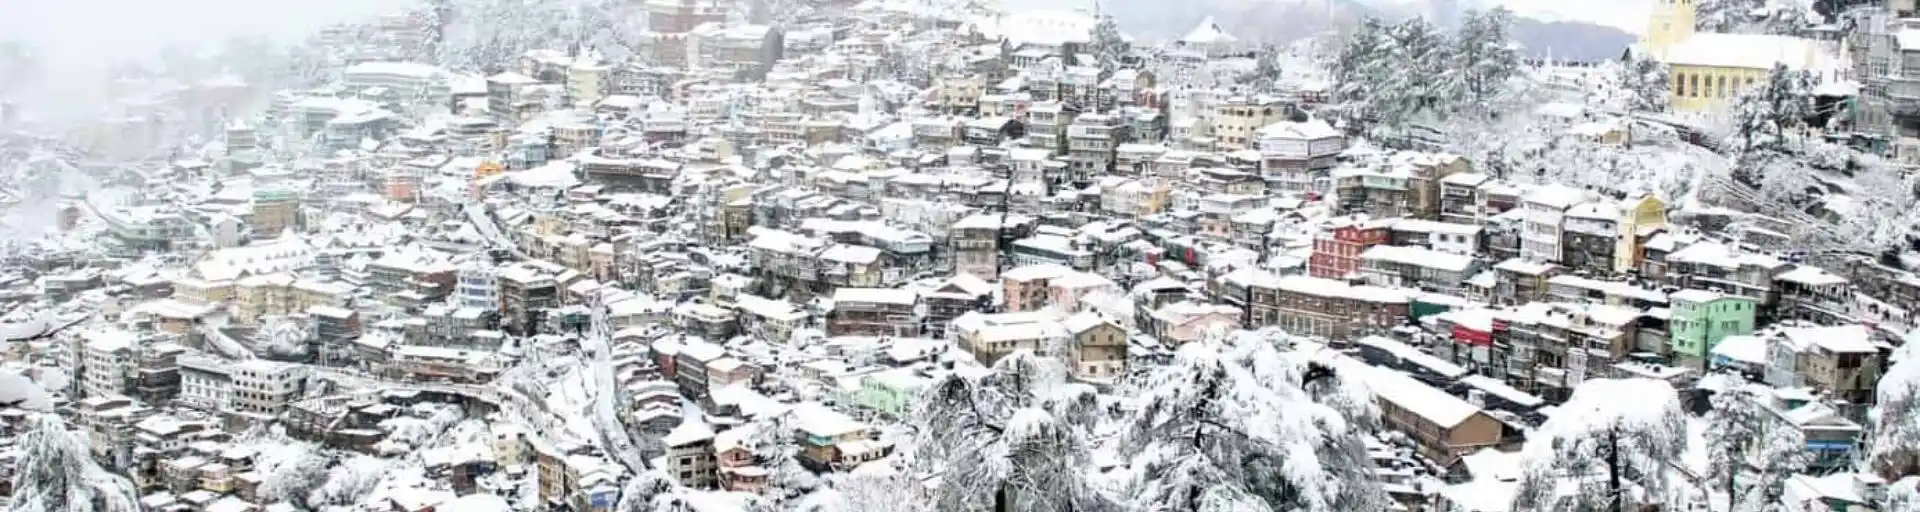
left=1308, top=217, right=1392, bottom=279
left=665, top=417, right=718, bottom=488
left=1206, top=96, right=1291, bottom=150
left=1265, top=276, right=1410, bottom=340
left=485, top=72, right=542, bottom=123
left=826, top=288, right=921, bottom=337
left=1518, top=184, right=1590, bottom=264
left=1063, top=313, right=1128, bottom=381
left=923, top=274, right=994, bottom=339
left=1358, top=245, right=1481, bottom=296
left=1065, top=114, right=1127, bottom=183
left=227, top=360, right=305, bottom=417
left=688, top=23, right=785, bottom=80
left=949, top=214, right=1006, bottom=280
left=77, top=328, right=139, bottom=399
left=456, top=260, right=500, bottom=311
left=1764, top=324, right=1887, bottom=412
left=1643, top=0, right=1847, bottom=113
left=953, top=311, right=1072, bottom=366
left=1256, top=118, right=1345, bottom=193
left=177, top=355, right=234, bottom=412
left=1669, top=289, right=1758, bottom=368
left=1024, top=101, right=1075, bottom=155
left=1666, top=240, right=1792, bottom=318
left=644, top=0, right=728, bottom=68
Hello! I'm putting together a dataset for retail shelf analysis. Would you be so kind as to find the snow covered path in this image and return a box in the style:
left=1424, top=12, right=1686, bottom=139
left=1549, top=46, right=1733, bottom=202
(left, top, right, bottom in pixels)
left=584, top=298, right=650, bottom=471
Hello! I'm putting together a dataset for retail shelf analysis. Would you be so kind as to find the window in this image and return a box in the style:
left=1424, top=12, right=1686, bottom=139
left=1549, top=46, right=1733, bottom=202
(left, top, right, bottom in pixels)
left=1674, top=73, right=1685, bottom=96
left=1716, top=75, right=1727, bottom=98
left=1690, top=75, right=1701, bottom=98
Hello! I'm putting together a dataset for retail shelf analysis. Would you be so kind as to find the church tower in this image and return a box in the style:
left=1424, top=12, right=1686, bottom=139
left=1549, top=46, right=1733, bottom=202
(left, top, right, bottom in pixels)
left=1644, top=0, right=1697, bottom=59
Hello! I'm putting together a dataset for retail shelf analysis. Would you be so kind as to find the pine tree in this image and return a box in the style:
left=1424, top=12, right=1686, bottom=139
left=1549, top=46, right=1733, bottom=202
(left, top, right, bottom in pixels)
left=1448, top=8, right=1521, bottom=113
left=1741, top=424, right=1813, bottom=510
left=8, top=414, right=139, bottom=512
left=1512, top=379, right=1688, bottom=512
left=1870, top=338, right=1920, bottom=478
left=740, top=411, right=820, bottom=504
left=1705, top=381, right=1767, bottom=512
left=1377, top=17, right=1449, bottom=128
left=1250, top=44, right=1282, bottom=92
left=1121, top=329, right=1386, bottom=512
left=1331, top=17, right=1390, bottom=125
left=1616, top=52, right=1671, bottom=114
left=1089, top=10, right=1128, bottom=76
left=910, top=351, right=1115, bottom=511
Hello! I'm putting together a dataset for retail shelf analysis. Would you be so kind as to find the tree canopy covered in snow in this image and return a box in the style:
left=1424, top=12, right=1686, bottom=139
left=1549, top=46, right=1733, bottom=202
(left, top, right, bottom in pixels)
left=1705, top=380, right=1811, bottom=511
left=7, top=414, right=139, bottom=512
left=1871, top=335, right=1920, bottom=478
left=909, top=350, right=1113, bottom=511
left=1329, top=10, right=1523, bottom=133
left=1694, top=0, right=1815, bottom=35
left=1119, top=329, right=1386, bottom=512
left=1513, top=379, right=1688, bottom=512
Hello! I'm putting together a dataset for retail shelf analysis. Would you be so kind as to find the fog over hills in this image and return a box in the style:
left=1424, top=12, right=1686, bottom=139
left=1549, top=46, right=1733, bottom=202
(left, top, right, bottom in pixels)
left=1009, top=0, right=1640, bottom=61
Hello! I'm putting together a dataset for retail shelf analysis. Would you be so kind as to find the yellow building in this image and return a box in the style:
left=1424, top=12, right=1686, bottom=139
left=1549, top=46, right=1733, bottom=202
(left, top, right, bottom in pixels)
left=1615, top=195, right=1668, bottom=274
left=1642, top=0, right=1847, bottom=112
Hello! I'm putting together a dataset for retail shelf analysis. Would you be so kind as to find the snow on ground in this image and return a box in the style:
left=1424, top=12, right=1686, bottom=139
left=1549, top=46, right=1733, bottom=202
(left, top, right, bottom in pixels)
left=0, top=370, right=53, bottom=409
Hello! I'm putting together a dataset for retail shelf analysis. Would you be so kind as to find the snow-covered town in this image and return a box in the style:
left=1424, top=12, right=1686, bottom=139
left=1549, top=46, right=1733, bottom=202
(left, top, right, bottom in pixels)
left=2, top=0, right=1920, bottom=510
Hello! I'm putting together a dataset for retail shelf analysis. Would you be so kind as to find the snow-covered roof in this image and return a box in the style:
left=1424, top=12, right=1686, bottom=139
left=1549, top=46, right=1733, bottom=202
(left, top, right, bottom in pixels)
left=1180, top=16, right=1237, bottom=45
left=663, top=416, right=715, bottom=447
left=344, top=61, right=443, bottom=79
left=1663, top=33, right=1838, bottom=72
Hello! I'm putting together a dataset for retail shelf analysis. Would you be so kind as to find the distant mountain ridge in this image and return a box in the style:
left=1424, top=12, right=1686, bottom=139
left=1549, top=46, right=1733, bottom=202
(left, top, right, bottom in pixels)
left=1089, top=0, right=1635, bottom=61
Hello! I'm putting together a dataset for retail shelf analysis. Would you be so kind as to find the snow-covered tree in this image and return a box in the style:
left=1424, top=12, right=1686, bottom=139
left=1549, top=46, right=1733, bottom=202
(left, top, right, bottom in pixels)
left=311, top=454, right=390, bottom=506
left=740, top=411, right=822, bottom=504
left=1089, top=10, right=1128, bottom=76
left=1695, top=0, right=1763, bottom=33
left=1705, top=380, right=1780, bottom=511
left=614, top=470, right=676, bottom=512
left=1512, top=379, right=1688, bottom=512
left=1120, top=329, right=1385, bottom=511
left=1330, top=17, right=1391, bottom=125
left=7, top=414, right=139, bottom=512
left=1249, top=44, right=1282, bottom=91
left=254, top=441, right=332, bottom=507
left=1697, top=0, right=1815, bottom=35
left=258, top=315, right=311, bottom=359
left=1610, top=51, right=1671, bottom=115
left=910, top=351, right=1115, bottom=511
left=1447, top=8, right=1521, bottom=113
left=1889, top=477, right=1920, bottom=512
left=1870, top=336, right=1920, bottom=478
left=1375, top=18, right=1450, bottom=127
left=1740, top=423, right=1813, bottom=509
left=797, top=472, right=924, bottom=512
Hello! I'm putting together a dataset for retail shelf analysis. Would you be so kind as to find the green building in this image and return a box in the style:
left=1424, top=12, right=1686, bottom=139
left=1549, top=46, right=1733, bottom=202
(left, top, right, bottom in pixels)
left=845, top=369, right=930, bottom=420
left=1669, top=288, right=1756, bottom=365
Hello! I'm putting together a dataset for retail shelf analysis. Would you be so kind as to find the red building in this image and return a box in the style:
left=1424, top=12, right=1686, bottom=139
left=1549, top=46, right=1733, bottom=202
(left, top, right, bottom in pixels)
left=1309, top=218, right=1392, bottom=279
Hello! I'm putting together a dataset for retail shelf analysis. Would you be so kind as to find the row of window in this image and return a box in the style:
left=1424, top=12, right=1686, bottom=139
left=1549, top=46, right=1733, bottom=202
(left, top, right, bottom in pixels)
left=1673, top=72, right=1757, bottom=100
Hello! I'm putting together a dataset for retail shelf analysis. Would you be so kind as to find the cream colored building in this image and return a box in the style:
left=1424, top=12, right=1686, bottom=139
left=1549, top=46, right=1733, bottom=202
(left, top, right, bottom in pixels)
left=1643, top=0, right=1847, bottom=112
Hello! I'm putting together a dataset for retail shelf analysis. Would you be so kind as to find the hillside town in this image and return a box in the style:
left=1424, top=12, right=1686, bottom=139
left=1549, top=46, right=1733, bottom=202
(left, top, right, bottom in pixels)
left=3, top=0, right=1920, bottom=511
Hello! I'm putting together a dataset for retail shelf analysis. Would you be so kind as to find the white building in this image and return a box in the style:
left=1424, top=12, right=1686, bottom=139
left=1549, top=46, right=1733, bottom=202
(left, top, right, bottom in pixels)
left=178, top=354, right=234, bottom=411
left=226, top=360, right=305, bottom=417
left=457, top=259, right=500, bottom=311
left=1256, top=118, right=1345, bottom=193
left=1518, top=184, right=1591, bottom=264
left=342, top=61, right=449, bottom=101
left=78, top=328, right=139, bottom=399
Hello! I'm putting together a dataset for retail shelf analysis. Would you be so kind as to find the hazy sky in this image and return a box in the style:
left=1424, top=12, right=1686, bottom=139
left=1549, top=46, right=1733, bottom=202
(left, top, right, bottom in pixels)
left=2, top=0, right=408, bottom=61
